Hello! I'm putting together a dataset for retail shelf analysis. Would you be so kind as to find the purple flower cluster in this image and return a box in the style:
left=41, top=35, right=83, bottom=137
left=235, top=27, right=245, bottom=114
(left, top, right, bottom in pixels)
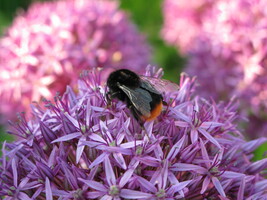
left=1, top=68, right=267, bottom=199
left=0, top=0, right=150, bottom=122
left=162, top=0, right=214, bottom=53
left=162, top=0, right=267, bottom=138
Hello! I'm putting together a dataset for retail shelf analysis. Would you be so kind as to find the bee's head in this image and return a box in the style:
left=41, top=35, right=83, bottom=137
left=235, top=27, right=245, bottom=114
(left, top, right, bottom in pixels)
left=107, top=69, right=140, bottom=91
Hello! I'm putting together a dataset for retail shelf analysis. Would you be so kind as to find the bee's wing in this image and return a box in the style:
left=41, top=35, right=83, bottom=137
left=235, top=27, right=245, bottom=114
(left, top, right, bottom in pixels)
left=140, top=79, right=161, bottom=95
left=118, top=83, right=152, bottom=118
left=140, top=76, right=180, bottom=94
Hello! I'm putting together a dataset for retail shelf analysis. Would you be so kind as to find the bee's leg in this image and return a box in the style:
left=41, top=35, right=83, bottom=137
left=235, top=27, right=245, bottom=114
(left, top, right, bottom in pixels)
left=128, top=105, right=140, bottom=121
left=106, top=92, right=111, bottom=105
left=106, top=91, right=121, bottom=105
left=162, top=100, right=168, bottom=106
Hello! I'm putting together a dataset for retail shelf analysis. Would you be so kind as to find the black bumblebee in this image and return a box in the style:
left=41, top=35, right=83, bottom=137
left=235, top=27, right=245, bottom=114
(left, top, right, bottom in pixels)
left=106, top=69, right=179, bottom=123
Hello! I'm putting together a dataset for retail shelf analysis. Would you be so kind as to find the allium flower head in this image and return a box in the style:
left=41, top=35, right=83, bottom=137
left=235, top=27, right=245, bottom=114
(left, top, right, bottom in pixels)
left=162, top=0, right=267, bottom=138
left=1, top=67, right=267, bottom=199
left=0, top=0, right=151, bottom=121
left=161, top=0, right=215, bottom=53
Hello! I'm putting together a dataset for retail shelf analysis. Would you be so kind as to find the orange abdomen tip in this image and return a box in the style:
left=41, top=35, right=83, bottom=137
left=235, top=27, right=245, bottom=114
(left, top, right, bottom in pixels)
left=143, top=101, right=163, bottom=121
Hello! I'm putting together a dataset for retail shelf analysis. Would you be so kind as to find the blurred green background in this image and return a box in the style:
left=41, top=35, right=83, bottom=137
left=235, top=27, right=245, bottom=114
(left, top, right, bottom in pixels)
left=0, top=0, right=184, bottom=151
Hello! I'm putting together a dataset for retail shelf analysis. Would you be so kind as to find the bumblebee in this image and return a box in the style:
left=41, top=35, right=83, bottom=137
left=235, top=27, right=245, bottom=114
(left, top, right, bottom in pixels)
left=106, top=69, right=179, bottom=123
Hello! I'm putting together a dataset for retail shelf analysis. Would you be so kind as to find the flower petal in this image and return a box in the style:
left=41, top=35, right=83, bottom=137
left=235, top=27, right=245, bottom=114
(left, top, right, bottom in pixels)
left=89, top=152, right=108, bottom=169
left=119, top=160, right=139, bottom=188
left=76, top=135, right=86, bottom=164
left=78, top=179, right=107, bottom=192
left=120, top=189, right=153, bottom=199
left=200, top=176, right=210, bottom=194
left=198, top=128, right=221, bottom=149
left=45, top=177, right=53, bottom=200
left=167, top=135, right=186, bottom=160
left=52, top=132, right=82, bottom=143
left=104, top=157, right=116, bottom=186
left=11, top=158, right=18, bottom=187
left=212, top=177, right=226, bottom=197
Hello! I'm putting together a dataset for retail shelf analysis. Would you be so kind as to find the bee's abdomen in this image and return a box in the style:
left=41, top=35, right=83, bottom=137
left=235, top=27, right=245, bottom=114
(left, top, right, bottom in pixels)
left=142, top=93, right=163, bottom=121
